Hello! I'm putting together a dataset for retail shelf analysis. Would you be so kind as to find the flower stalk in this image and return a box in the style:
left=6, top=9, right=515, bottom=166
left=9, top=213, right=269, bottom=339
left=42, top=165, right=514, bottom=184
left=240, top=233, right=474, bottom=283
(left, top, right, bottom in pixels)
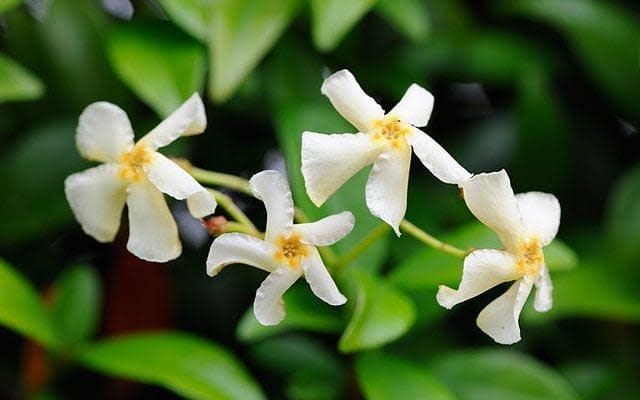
left=400, top=220, right=468, bottom=259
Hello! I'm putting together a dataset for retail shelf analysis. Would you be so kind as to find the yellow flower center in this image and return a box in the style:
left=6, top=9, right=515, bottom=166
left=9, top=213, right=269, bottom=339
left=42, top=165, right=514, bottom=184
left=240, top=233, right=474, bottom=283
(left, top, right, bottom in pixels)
left=516, top=237, right=544, bottom=277
left=372, top=114, right=410, bottom=149
left=274, top=232, right=309, bottom=269
left=119, top=145, right=153, bottom=182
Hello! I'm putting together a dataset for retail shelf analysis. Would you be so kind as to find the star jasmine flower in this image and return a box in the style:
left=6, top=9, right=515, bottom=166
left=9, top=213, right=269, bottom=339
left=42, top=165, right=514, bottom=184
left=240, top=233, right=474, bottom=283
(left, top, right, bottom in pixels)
left=301, top=69, right=471, bottom=235
left=207, top=170, right=354, bottom=326
left=64, top=93, right=217, bottom=262
left=437, top=170, right=560, bottom=344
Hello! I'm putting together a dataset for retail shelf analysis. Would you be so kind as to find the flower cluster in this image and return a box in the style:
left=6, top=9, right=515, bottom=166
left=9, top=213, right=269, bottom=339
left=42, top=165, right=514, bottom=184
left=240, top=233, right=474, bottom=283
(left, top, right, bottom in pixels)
left=65, top=70, right=561, bottom=344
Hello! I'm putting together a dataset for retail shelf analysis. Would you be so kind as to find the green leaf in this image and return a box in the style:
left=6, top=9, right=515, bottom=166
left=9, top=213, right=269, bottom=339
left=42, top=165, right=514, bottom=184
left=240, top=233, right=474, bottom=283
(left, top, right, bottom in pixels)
left=339, top=272, right=415, bottom=352
left=209, top=0, right=301, bottom=102
left=0, top=119, right=87, bottom=244
left=524, top=259, right=640, bottom=323
left=0, top=53, right=44, bottom=101
left=505, top=0, right=640, bottom=119
left=0, top=259, right=60, bottom=349
left=311, top=0, right=377, bottom=51
left=356, top=352, right=455, bottom=400
left=605, top=164, right=640, bottom=266
left=375, top=0, right=430, bottom=43
left=158, top=0, right=212, bottom=41
left=79, top=332, right=265, bottom=400
left=431, top=349, right=578, bottom=400
left=0, top=0, right=21, bottom=13
left=50, top=265, right=101, bottom=349
left=237, top=284, right=343, bottom=342
left=544, top=240, right=578, bottom=272
left=107, top=22, right=206, bottom=117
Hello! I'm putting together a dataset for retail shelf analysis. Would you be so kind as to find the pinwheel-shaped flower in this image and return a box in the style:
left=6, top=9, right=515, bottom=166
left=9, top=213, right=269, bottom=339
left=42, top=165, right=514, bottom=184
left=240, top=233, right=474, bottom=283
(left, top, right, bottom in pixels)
left=64, top=94, right=216, bottom=262
left=437, top=170, right=560, bottom=344
left=302, top=69, right=471, bottom=235
left=207, top=170, right=354, bottom=325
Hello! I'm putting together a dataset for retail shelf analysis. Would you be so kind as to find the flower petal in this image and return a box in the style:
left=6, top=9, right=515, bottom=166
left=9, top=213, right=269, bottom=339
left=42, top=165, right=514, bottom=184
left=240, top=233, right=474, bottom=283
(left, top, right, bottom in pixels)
left=407, top=127, right=471, bottom=184
left=249, top=170, right=295, bottom=242
left=388, top=84, right=434, bottom=128
left=76, top=102, right=134, bottom=162
left=301, top=131, right=383, bottom=207
left=320, top=69, right=384, bottom=132
left=146, top=152, right=204, bottom=199
left=295, top=211, right=355, bottom=246
left=64, top=164, right=127, bottom=242
left=365, top=144, right=412, bottom=235
left=476, top=277, right=534, bottom=345
left=186, top=190, right=217, bottom=218
left=534, top=265, right=553, bottom=312
left=516, top=192, right=561, bottom=246
left=461, top=170, right=524, bottom=252
left=140, top=93, right=207, bottom=150
left=302, top=248, right=346, bottom=305
left=437, top=249, right=520, bottom=309
left=206, top=233, right=277, bottom=276
left=126, top=179, right=181, bottom=262
left=254, top=266, right=301, bottom=325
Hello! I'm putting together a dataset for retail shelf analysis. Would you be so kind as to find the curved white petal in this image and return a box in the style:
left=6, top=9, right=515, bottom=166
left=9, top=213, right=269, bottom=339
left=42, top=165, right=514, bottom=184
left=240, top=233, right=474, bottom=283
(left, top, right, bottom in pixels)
left=476, top=277, right=534, bottom=345
left=365, top=145, right=412, bottom=236
left=461, top=170, right=524, bottom=252
left=301, top=131, right=383, bottom=207
left=186, top=190, right=217, bottom=218
left=76, top=102, right=134, bottom=162
left=320, top=69, right=384, bottom=132
left=140, top=93, right=207, bottom=150
left=206, top=233, right=277, bottom=276
left=295, top=211, right=355, bottom=246
left=534, top=265, right=553, bottom=312
left=388, top=84, right=434, bottom=128
left=64, top=164, right=128, bottom=242
left=516, top=192, right=561, bottom=247
left=126, top=179, right=181, bottom=262
left=146, top=152, right=204, bottom=200
left=249, top=170, right=295, bottom=242
left=437, top=249, right=520, bottom=309
left=407, top=127, right=471, bottom=184
left=302, top=248, right=346, bottom=305
left=254, top=266, right=301, bottom=325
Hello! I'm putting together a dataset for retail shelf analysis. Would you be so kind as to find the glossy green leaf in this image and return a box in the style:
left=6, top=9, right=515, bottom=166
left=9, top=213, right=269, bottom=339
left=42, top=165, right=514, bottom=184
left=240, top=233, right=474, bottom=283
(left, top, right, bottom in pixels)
left=431, top=349, right=578, bottom=400
left=506, top=0, right=640, bottom=119
left=0, top=119, right=87, bottom=244
left=79, top=332, right=265, bottom=400
left=605, top=164, right=640, bottom=266
left=376, top=0, right=430, bottom=42
left=158, top=0, right=212, bottom=41
left=107, top=22, right=206, bottom=117
left=0, top=0, right=21, bottom=13
left=209, top=0, right=300, bottom=102
left=356, top=352, right=454, bottom=400
left=50, top=265, right=100, bottom=348
left=237, top=284, right=343, bottom=342
left=0, top=259, right=60, bottom=349
left=311, top=0, right=377, bottom=51
left=0, top=53, right=44, bottom=101
left=339, top=272, right=415, bottom=352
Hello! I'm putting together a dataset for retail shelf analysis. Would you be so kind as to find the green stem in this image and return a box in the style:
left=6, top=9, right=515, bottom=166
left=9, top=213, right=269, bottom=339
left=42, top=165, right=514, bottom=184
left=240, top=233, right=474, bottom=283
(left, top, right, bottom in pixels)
left=207, top=189, right=259, bottom=235
left=400, top=219, right=468, bottom=259
left=187, top=164, right=252, bottom=196
left=337, top=223, right=390, bottom=267
left=222, top=221, right=264, bottom=238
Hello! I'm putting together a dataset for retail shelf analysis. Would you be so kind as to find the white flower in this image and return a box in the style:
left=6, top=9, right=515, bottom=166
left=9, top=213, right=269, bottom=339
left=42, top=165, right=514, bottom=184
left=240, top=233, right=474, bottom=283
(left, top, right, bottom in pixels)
left=301, top=69, right=471, bottom=235
left=207, top=170, right=354, bottom=326
left=436, top=170, right=560, bottom=344
left=64, top=93, right=217, bottom=262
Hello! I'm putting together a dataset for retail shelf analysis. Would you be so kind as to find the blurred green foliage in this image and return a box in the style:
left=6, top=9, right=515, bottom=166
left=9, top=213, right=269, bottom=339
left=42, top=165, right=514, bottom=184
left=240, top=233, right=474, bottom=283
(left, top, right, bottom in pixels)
left=1, top=0, right=639, bottom=399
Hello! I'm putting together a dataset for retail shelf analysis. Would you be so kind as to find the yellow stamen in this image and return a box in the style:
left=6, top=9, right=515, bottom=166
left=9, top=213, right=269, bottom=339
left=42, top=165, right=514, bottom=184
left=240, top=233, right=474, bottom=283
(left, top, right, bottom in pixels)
left=119, top=145, right=153, bottom=182
left=274, top=232, right=309, bottom=269
left=516, top=237, right=544, bottom=277
left=371, top=114, right=411, bottom=149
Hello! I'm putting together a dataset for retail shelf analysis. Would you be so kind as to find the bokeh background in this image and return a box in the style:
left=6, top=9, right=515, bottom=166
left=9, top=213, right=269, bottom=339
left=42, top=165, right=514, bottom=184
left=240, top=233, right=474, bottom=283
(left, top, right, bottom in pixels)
left=1, top=0, right=639, bottom=399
